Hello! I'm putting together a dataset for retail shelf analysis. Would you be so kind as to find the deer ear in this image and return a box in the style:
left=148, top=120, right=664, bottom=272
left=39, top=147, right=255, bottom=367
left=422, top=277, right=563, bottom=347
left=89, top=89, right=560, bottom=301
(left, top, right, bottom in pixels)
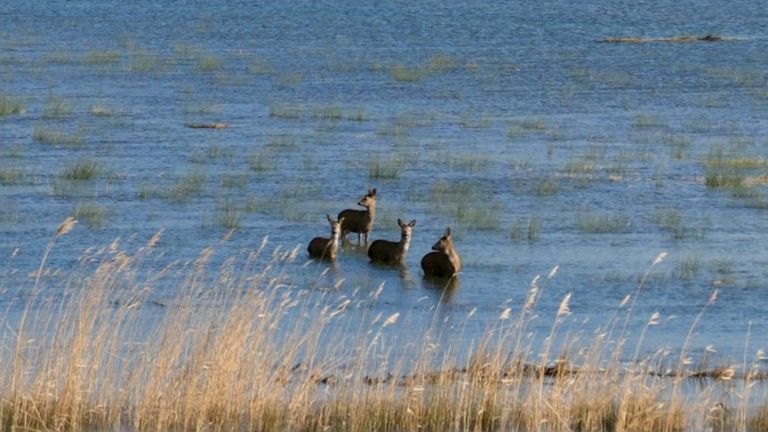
left=445, top=227, right=451, bottom=237
left=372, top=188, right=377, bottom=196
left=338, top=217, right=345, bottom=225
left=327, top=214, right=333, bottom=223
left=409, top=220, right=416, bottom=227
left=397, top=218, right=404, bottom=227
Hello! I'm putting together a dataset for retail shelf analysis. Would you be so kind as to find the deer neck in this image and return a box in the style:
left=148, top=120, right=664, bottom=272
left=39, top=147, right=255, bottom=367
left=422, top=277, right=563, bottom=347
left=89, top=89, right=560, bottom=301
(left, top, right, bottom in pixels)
left=366, top=203, right=376, bottom=224
left=328, top=231, right=341, bottom=255
left=445, top=247, right=461, bottom=273
left=398, top=232, right=411, bottom=256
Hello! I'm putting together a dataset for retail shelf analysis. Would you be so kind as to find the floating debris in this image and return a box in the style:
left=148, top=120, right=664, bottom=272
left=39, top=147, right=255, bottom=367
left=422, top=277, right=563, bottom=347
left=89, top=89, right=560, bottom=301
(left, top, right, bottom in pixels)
left=600, top=34, right=727, bottom=43
left=185, top=122, right=229, bottom=129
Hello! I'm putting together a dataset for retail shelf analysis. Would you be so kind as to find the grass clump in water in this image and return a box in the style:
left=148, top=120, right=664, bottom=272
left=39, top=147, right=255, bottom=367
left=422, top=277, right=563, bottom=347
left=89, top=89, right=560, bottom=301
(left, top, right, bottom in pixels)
left=0, top=94, right=25, bottom=115
left=368, top=157, right=405, bottom=179
left=42, top=98, right=74, bottom=119
left=60, top=159, right=101, bottom=181
left=510, top=216, right=541, bottom=242
left=248, top=151, right=276, bottom=173
left=452, top=205, right=501, bottom=231
left=215, top=200, right=242, bottom=230
left=575, top=212, right=631, bottom=233
left=270, top=103, right=304, bottom=120
left=633, top=113, right=666, bottom=128
left=532, top=177, right=560, bottom=196
left=84, top=50, right=120, bottom=65
left=165, top=172, right=206, bottom=202
left=651, top=209, right=707, bottom=240
left=705, top=171, right=744, bottom=189
left=73, top=203, right=108, bottom=229
left=90, top=104, right=113, bottom=117
left=0, top=167, right=23, bottom=185
left=33, top=127, right=84, bottom=146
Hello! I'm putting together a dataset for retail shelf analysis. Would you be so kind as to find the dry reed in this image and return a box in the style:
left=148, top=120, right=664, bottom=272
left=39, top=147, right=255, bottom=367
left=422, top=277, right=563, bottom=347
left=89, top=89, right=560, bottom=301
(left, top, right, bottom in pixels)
left=1, top=231, right=766, bottom=431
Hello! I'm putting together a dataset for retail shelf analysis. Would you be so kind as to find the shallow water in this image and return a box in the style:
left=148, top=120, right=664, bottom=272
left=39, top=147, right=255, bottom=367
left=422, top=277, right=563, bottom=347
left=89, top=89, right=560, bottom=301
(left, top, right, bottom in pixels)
left=1, top=1, right=767, bottom=367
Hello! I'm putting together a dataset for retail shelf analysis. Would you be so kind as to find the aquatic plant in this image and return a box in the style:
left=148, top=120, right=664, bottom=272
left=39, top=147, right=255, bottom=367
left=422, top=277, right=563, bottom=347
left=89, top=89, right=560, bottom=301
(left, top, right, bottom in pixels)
left=0, top=94, right=25, bottom=115
left=247, top=151, right=276, bottom=173
left=73, top=203, right=108, bottom=229
left=270, top=103, right=304, bottom=120
left=451, top=205, right=501, bottom=231
left=0, top=167, right=23, bottom=185
left=42, top=98, right=73, bottom=119
left=89, top=104, right=113, bottom=117
left=165, top=172, right=206, bottom=202
left=510, top=216, right=541, bottom=243
left=33, top=127, right=84, bottom=146
left=368, top=157, right=405, bottom=179
left=60, top=159, right=101, bottom=182
left=633, top=113, right=665, bottom=128
left=83, top=50, right=120, bottom=65
left=575, top=212, right=631, bottom=234
left=213, top=200, right=242, bottom=230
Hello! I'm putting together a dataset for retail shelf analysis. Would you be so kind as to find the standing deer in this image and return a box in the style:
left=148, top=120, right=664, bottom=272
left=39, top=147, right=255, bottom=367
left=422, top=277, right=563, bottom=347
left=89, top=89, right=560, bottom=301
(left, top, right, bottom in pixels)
left=337, top=188, right=377, bottom=245
left=367, top=218, right=416, bottom=265
left=307, top=214, right=345, bottom=261
left=421, top=227, right=461, bottom=277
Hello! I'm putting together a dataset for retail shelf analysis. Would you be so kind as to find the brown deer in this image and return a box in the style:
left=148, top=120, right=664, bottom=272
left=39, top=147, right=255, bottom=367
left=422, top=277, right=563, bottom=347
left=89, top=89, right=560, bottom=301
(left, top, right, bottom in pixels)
left=337, top=188, right=377, bottom=245
left=421, top=227, right=461, bottom=277
left=367, top=218, right=416, bottom=265
left=307, top=214, right=344, bottom=260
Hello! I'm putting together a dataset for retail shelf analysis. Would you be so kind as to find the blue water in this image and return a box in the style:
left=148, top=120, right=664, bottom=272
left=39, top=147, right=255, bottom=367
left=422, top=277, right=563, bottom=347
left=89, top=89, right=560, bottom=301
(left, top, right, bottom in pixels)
left=1, top=1, right=768, bottom=367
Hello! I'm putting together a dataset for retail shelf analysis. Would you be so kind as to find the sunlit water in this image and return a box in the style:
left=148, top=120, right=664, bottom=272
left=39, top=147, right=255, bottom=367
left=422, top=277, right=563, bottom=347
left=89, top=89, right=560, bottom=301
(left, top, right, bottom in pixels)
left=1, top=1, right=767, bottom=369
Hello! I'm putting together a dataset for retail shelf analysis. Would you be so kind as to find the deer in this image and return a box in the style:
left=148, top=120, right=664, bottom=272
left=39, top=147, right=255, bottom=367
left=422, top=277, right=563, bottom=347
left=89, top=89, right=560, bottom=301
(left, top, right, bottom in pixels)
left=367, top=218, right=416, bottom=265
left=307, top=214, right=345, bottom=261
left=421, top=227, right=461, bottom=278
left=337, top=188, right=377, bottom=245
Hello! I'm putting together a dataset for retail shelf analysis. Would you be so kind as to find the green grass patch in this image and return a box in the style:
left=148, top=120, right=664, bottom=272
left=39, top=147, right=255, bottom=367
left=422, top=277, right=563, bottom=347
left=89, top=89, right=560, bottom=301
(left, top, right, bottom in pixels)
left=247, top=151, right=276, bottom=173
left=451, top=206, right=501, bottom=231
left=673, top=253, right=701, bottom=280
left=220, top=173, right=248, bottom=190
left=0, top=167, right=23, bottom=185
left=266, top=135, right=297, bottom=149
left=165, top=172, right=206, bottom=202
left=704, top=171, right=744, bottom=189
left=33, top=127, right=84, bottom=146
left=269, top=103, right=304, bottom=120
left=510, top=217, right=541, bottom=243
left=0, top=94, right=25, bottom=115
left=575, top=213, right=630, bottom=233
left=459, top=111, right=492, bottom=129
left=368, top=157, right=405, bottom=179
left=84, top=50, right=120, bottom=65
left=42, top=98, right=73, bottom=119
left=73, top=203, right=108, bottom=229
left=429, top=180, right=490, bottom=204
left=633, top=113, right=665, bottom=128
left=207, top=200, right=242, bottom=230
left=391, top=64, right=426, bottom=82
left=127, top=50, right=159, bottom=73
left=651, top=209, right=707, bottom=240
left=90, top=104, right=113, bottom=117
left=60, top=159, right=100, bottom=181
left=532, top=178, right=559, bottom=196
left=198, top=54, right=223, bottom=72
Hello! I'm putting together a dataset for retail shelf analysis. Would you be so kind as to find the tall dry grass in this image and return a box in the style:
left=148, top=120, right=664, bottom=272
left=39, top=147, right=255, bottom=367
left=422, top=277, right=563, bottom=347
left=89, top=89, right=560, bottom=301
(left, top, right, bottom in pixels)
left=0, top=223, right=766, bottom=431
